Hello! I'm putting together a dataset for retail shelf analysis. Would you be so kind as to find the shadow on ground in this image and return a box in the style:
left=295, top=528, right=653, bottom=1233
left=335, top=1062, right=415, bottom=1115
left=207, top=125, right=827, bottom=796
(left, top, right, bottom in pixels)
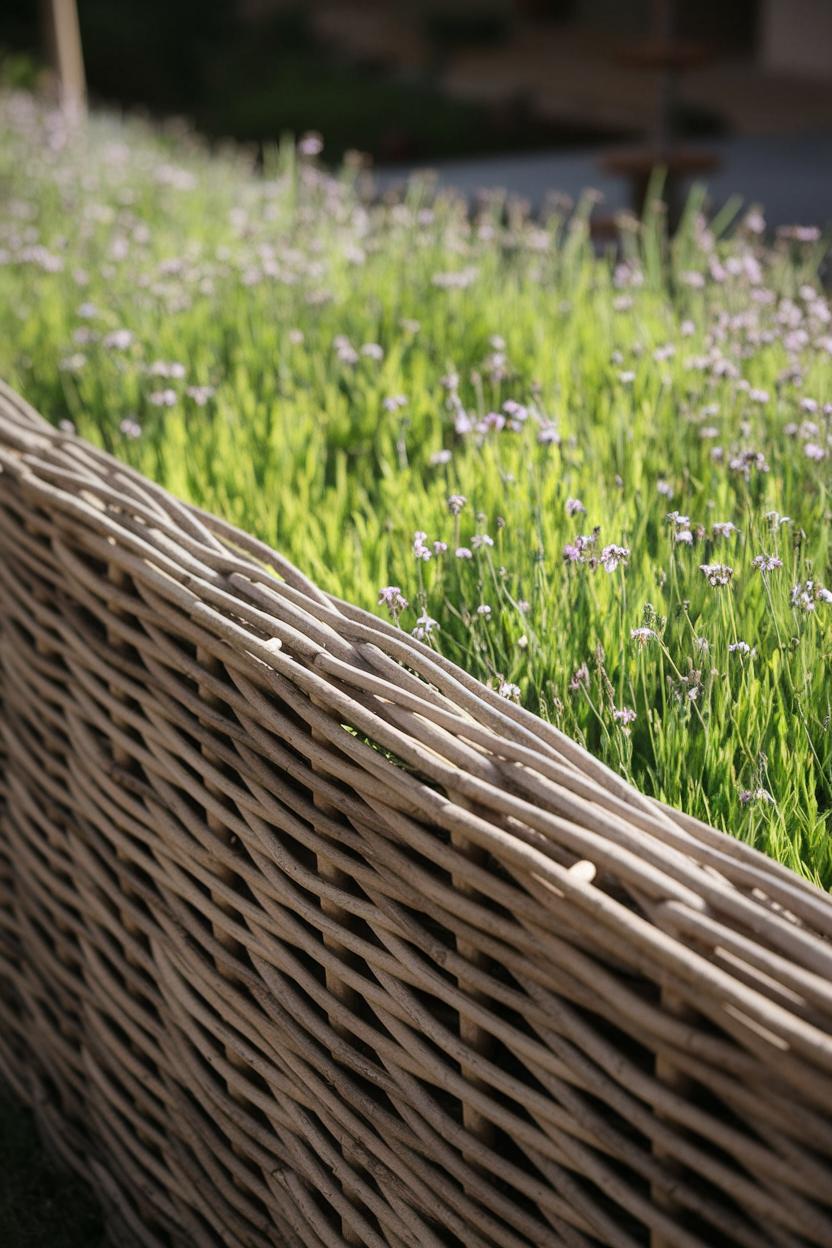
left=0, top=1090, right=106, bottom=1247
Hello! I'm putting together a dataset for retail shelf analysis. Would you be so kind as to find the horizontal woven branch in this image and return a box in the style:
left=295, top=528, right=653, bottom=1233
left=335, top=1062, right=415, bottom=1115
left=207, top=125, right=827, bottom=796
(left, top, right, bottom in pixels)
left=1, top=378, right=831, bottom=1248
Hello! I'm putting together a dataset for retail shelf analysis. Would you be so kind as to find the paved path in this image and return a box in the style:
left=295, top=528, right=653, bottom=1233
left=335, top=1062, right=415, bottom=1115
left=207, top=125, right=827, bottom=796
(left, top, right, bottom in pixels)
left=377, top=133, right=832, bottom=228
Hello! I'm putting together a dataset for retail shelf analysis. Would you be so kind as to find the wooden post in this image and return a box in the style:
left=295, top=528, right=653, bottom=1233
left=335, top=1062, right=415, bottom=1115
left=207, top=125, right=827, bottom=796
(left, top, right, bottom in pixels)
left=310, top=716, right=362, bottom=1244
left=451, top=800, right=496, bottom=1172
left=651, top=983, right=693, bottom=1248
left=40, top=0, right=86, bottom=118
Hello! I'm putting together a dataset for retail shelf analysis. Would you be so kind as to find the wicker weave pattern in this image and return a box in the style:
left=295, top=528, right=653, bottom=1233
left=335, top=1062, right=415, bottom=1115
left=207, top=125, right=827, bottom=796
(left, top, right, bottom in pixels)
left=1, top=379, right=832, bottom=1248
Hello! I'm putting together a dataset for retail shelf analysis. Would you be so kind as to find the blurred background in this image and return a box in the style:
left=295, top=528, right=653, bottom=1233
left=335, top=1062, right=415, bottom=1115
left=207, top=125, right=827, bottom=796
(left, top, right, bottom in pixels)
left=3, top=0, right=832, bottom=224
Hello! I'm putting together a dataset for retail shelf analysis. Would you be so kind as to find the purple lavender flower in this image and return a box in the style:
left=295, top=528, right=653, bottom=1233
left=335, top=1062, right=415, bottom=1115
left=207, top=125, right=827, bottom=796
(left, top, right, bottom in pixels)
left=149, top=388, right=177, bottom=407
left=752, top=554, right=783, bottom=573
left=186, top=385, right=215, bottom=406
left=149, top=360, right=186, bottom=379
left=739, top=786, right=775, bottom=805
left=569, top=663, right=590, bottom=691
left=432, top=267, right=478, bottom=290
left=412, top=613, right=438, bottom=641
left=791, top=580, right=832, bottom=611
left=334, top=336, right=358, bottom=365
left=778, top=225, right=820, bottom=243
left=600, top=544, right=630, bottom=573
left=412, top=531, right=432, bottom=561
left=613, top=706, right=637, bottom=726
left=298, top=132, right=323, bottom=157
left=791, top=581, right=816, bottom=612
left=700, top=563, right=734, bottom=587
left=537, top=423, right=560, bottom=445
left=479, top=411, right=506, bottom=433
left=565, top=498, right=586, bottom=516
left=630, top=627, right=656, bottom=646
left=503, top=400, right=528, bottom=429
left=729, top=449, right=769, bottom=478
left=378, top=586, right=408, bottom=616
left=103, top=328, right=133, bottom=350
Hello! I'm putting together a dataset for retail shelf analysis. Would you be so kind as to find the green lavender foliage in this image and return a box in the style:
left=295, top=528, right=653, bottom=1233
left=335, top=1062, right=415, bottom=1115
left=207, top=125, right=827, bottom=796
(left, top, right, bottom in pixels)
left=1, top=92, right=830, bottom=885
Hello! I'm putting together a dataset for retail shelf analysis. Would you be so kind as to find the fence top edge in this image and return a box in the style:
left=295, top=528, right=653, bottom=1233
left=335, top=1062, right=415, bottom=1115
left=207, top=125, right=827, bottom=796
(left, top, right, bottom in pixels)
left=2, top=377, right=831, bottom=1017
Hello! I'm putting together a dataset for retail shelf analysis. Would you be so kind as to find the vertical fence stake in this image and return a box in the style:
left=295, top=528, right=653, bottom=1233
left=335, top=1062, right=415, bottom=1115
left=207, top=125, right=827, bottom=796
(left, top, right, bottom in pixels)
left=311, top=712, right=361, bottom=1243
left=451, top=797, right=495, bottom=1178
left=195, top=646, right=243, bottom=958
left=105, top=559, right=158, bottom=1157
left=651, top=982, right=693, bottom=1248
left=195, top=644, right=253, bottom=1195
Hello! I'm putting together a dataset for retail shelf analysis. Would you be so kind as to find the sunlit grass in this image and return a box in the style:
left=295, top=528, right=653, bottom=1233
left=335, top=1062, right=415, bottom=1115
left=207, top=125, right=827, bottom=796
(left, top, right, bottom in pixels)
left=1, top=91, right=830, bottom=885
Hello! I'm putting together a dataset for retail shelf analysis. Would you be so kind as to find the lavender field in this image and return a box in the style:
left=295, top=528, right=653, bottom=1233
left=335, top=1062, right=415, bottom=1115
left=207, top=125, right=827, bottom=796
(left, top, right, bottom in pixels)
left=1, top=90, right=830, bottom=884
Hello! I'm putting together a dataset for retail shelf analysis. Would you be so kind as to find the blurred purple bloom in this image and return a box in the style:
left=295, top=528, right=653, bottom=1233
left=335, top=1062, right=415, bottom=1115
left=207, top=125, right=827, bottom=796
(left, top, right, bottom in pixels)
left=752, top=554, right=783, bottom=573
left=600, top=544, right=630, bottom=572
left=700, top=563, right=734, bottom=587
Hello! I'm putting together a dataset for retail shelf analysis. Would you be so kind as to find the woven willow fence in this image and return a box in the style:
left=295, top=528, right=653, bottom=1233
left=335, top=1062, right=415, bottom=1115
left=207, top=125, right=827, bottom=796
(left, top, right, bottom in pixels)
left=1, top=380, right=832, bottom=1248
